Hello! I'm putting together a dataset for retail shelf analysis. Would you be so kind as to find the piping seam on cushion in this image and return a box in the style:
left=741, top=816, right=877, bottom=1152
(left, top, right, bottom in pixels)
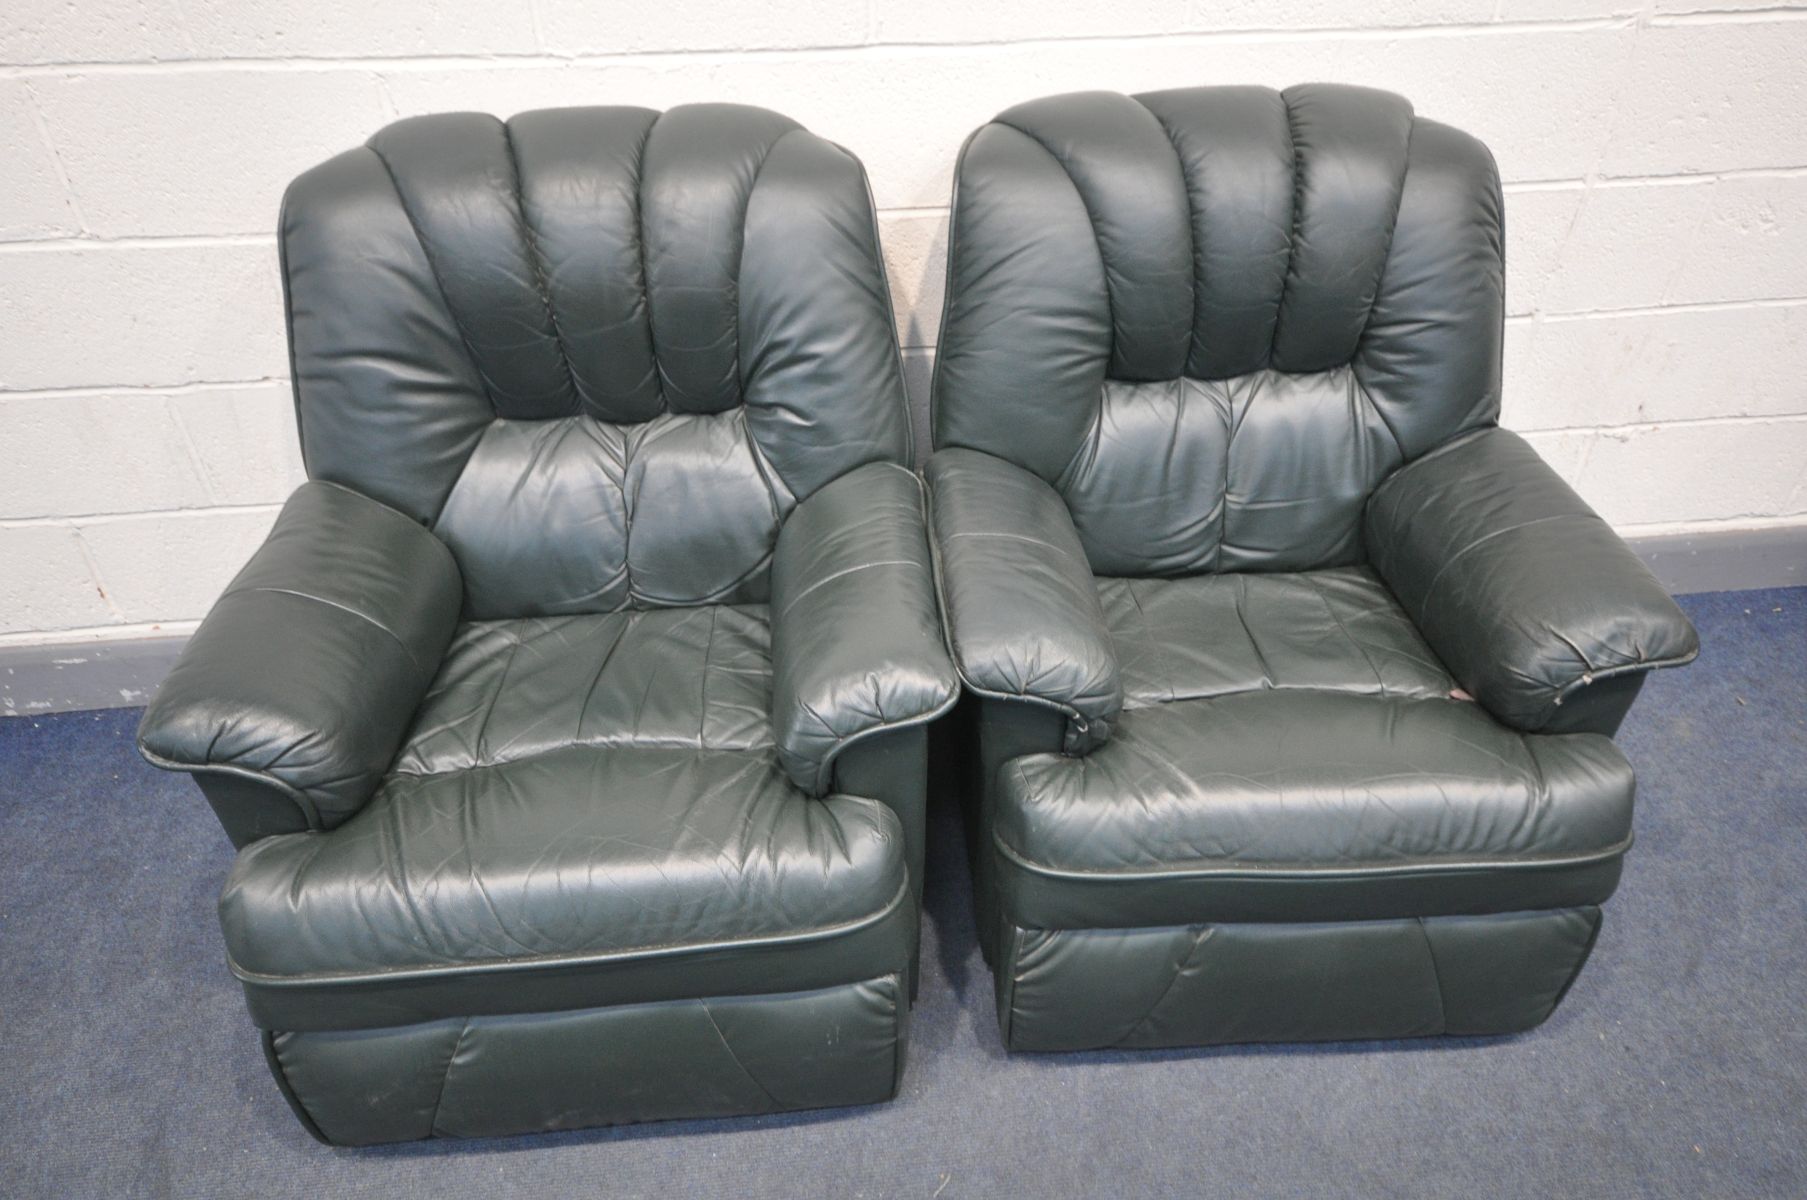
left=989, top=829, right=1635, bottom=882
left=226, top=873, right=912, bottom=989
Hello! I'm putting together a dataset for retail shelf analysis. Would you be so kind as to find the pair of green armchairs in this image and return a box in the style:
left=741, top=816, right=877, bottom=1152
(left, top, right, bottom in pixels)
left=138, top=86, right=1698, bottom=1145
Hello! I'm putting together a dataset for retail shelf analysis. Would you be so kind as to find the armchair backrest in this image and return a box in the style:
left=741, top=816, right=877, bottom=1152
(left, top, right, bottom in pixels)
left=282, top=104, right=911, bottom=617
left=933, top=85, right=1505, bottom=575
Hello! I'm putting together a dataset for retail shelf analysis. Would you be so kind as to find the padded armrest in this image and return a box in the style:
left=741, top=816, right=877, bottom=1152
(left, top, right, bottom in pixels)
left=1366, top=427, right=1698, bottom=734
left=925, top=448, right=1122, bottom=753
left=137, top=482, right=463, bottom=838
left=770, top=461, right=959, bottom=795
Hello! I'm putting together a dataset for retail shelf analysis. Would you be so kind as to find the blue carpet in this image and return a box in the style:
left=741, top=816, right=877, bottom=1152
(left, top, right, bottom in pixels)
left=2, top=587, right=1803, bottom=1199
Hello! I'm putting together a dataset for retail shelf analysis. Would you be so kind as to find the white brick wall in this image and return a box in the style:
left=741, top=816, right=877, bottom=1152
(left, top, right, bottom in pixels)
left=2, top=2, right=1804, bottom=643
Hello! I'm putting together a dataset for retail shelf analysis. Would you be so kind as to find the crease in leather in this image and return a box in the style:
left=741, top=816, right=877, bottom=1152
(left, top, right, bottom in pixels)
left=225, top=587, right=435, bottom=676
left=1122, top=925, right=1214, bottom=1044
left=1299, top=571, right=1387, bottom=693
left=1275, top=90, right=1305, bottom=368
left=925, top=125, right=984, bottom=446
left=1416, top=915, right=1450, bottom=1032
left=1143, top=103, right=1224, bottom=376
left=726, top=126, right=805, bottom=399
left=629, top=115, right=663, bottom=411
left=698, top=999, right=784, bottom=1110
left=361, top=137, right=507, bottom=415
left=989, top=118, right=1122, bottom=377
left=499, top=119, right=584, bottom=413
left=350, top=589, right=936, bottom=980
left=426, top=1018, right=473, bottom=1136
left=774, top=559, right=919, bottom=620
left=1348, top=117, right=1415, bottom=367
left=1415, top=511, right=1590, bottom=619
left=1096, top=566, right=1453, bottom=711
left=851, top=145, right=921, bottom=464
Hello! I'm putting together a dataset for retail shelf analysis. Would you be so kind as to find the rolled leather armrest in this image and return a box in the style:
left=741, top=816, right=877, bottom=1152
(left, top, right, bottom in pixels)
left=137, top=481, right=463, bottom=839
left=1366, top=427, right=1699, bottom=735
left=924, top=447, right=1122, bottom=753
left=769, top=461, right=959, bottom=795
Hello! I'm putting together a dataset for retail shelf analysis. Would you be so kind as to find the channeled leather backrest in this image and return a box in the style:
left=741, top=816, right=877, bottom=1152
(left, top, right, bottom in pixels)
left=282, top=104, right=911, bottom=617
left=933, top=85, right=1505, bottom=574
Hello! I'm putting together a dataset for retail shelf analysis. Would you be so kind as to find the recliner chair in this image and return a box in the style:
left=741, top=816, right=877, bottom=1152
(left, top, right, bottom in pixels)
left=927, top=84, right=1699, bottom=1051
left=137, top=103, right=957, bottom=1144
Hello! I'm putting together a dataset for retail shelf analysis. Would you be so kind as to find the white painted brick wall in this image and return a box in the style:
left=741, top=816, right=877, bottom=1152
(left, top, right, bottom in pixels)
left=2, top=2, right=1803, bottom=642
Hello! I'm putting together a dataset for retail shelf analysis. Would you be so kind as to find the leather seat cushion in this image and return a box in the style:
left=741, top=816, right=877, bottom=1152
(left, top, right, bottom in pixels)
left=225, top=743, right=909, bottom=1030
left=396, top=606, right=774, bottom=774
left=218, top=611, right=911, bottom=1031
left=994, top=689, right=1635, bottom=929
left=1097, top=566, right=1455, bottom=708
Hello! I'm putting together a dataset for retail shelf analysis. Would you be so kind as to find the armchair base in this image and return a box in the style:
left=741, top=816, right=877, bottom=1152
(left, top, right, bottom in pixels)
left=994, top=909, right=1600, bottom=1053
left=944, top=687, right=1628, bottom=1053
left=265, top=974, right=908, bottom=1146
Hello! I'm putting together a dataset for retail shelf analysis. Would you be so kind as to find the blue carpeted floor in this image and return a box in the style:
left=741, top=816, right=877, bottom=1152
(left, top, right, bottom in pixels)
left=2, top=587, right=1803, bottom=1199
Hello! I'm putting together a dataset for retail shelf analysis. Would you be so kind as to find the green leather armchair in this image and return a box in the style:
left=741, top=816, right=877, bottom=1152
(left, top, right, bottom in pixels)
left=927, top=85, right=1698, bottom=1052
left=139, top=104, right=956, bottom=1144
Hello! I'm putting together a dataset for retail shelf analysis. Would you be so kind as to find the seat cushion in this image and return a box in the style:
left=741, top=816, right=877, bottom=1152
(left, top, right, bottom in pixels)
left=219, top=607, right=912, bottom=1032
left=225, top=744, right=910, bottom=1031
left=395, top=606, right=775, bottom=773
left=1097, top=566, right=1455, bottom=708
left=993, top=689, right=1634, bottom=930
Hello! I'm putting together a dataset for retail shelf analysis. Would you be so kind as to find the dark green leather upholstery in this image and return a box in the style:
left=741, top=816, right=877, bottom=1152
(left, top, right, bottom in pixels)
left=222, top=744, right=914, bottom=1030
left=929, top=84, right=1697, bottom=1051
left=997, top=694, right=1633, bottom=928
left=138, top=104, right=955, bottom=1144
left=137, top=481, right=462, bottom=844
left=268, top=975, right=908, bottom=1145
left=771, top=462, right=958, bottom=792
left=927, top=448, right=1120, bottom=753
left=1367, top=426, right=1700, bottom=735
left=997, top=910, right=1601, bottom=1052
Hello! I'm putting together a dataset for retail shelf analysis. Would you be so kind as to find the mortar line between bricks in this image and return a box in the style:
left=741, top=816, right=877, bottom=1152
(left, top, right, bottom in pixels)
left=0, top=17, right=1646, bottom=78
left=1650, top=7, right=1807, bottom=27
left=1511, top=412, right=1807, bottom=436
left=0, top=503, right=285, bottom=530
left=1535, top=295, right=1807, bottom=320
left=0, top=234, right=276, bottom=253
left=897, top=295, right=1807, bottom=352
left=0, top=380, right=289, bottom=400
